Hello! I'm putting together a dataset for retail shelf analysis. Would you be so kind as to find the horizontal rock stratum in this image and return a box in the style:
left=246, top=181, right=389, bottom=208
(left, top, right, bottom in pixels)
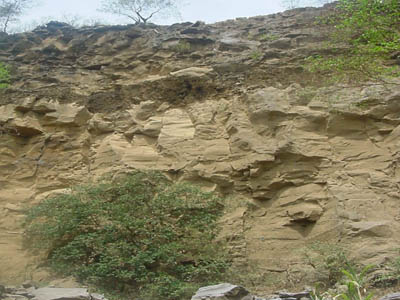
left=0, top=4, right=400, bottom=288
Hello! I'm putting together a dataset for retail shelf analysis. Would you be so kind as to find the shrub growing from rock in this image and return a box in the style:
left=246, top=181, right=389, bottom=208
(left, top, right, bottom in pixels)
left=24, top=171, right=228, bottom=300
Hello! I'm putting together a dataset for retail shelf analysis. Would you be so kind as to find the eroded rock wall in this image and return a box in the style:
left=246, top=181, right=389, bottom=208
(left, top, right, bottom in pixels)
left=1, top=4, right=400, bottom=286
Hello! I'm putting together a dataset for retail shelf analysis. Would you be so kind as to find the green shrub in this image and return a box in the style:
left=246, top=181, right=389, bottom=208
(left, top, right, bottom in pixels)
left=250, top=51, right=262, bottom=60
left=310, top=266, right=374, bottom=300
left=371, top=251, right=400, bottom=287
left=333, top=0, right=399, bottom=54
left=24, top=171, right=228, bottom=300
left=303, top=242, right=355, bottom=286
left=170, top=40, right=192, bottom=53
left=338, top=265, right=374, bottom=300
left=0, top=62, right=10, bottom=89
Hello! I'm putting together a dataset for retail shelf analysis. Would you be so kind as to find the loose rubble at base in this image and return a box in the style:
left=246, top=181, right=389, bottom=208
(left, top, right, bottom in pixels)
left=191, top=283, right=312, bottom=300
left=0, top=284, right=107, bottom=300
left=2, top=283, right=400, bottom=300
left=192, top=284, right=400, bottom=300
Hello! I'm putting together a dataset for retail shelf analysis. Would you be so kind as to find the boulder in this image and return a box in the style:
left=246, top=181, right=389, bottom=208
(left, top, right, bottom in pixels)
left=380, top=293, right=400, bottom=300
left=191, top=283, right=252, bottom=300
left=170, top=67, right=213, bottom=78
left=43, top=104, right=91, bottom=126
left=9, top=117, right=43, bottom=137
left=31, top=287, right=90, bottom=300
left=0, top=286, right=108, bottom=300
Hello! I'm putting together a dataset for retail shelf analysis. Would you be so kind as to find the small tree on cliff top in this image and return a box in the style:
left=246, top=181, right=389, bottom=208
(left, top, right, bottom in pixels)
left=100, top=0, right=180, bottom=24
left=0, top=0, right=35, bottom=33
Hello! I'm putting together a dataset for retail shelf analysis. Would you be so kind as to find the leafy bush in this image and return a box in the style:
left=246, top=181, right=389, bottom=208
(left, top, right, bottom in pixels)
left=310, top=266, right=374, bottom=300
left=333, top=0, right=399, bottom=54
left=0, top=62, right=10, bottom=89
left=338, top=265, right=374, bottom=300
left=24, top=171, right=228, bottom=300
left=303, top=242, right=355, bottom=286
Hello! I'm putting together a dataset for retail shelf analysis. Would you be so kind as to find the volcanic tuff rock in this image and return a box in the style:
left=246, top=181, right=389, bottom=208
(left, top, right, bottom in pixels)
left=1, top=3, right=400, bottom=288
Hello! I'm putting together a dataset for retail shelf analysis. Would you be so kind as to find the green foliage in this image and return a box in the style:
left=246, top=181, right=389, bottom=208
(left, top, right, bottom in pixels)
left=309, top=283, right=331, bottom=300
left=303, top=242, right=355, bottom=286
left=304, top=54, right=399, bottom=84
left=250, top=51, right=262, bottom=60
left=304, top=0, right=400, bottom=84
left=334, top=0, right=399, bottom=53
left=338, top=265, right=374, bottom=300
left=24, top=171, right=228, bottom=300
left=260, top=33, right=279, bottom=41
left=310, top=266, right=374, bottom=300
left=0, top=62, right=10, bottom=89
left=170, top=40, right=192, bottom=53
left=371, top=251, right=400, bottom=287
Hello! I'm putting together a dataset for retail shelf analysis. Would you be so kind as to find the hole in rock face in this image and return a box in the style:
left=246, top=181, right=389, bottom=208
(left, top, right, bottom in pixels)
left=195, top=86, right=205, bottom=95
left=290, top=218, right=317, bottom=227
left=286, top=219, right=317, bottom=237
left=184, top=80, right=193, bottom=91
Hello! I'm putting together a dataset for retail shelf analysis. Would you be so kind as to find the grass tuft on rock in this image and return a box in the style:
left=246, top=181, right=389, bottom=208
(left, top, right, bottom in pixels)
left=0, top=62, right=10, bottom=89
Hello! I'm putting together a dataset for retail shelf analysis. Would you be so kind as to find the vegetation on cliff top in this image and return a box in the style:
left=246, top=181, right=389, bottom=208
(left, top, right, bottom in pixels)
left=305, top=0, right=400, bottom=84
left=24, top=171, right=228, bottom=300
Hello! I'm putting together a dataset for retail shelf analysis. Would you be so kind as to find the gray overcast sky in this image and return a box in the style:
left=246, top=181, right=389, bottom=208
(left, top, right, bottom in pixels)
left=15, top=0, right=288, bottom=30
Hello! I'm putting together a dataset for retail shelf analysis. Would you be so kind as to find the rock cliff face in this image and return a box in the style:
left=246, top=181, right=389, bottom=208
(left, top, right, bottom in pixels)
left=1, top=4, right=400, bottom=287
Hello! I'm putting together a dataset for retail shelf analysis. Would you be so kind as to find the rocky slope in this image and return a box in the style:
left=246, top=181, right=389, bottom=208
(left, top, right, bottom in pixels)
left=1, top=3, right=400, bottom=289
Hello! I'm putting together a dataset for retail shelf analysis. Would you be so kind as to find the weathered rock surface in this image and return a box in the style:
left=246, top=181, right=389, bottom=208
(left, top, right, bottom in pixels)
left=380, top=293, right=400, bottom=300
left=0, top=3, right=400, bottom=289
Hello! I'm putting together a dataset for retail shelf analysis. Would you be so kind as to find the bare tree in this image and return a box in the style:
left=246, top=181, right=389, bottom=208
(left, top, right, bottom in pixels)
left=0, top=0, right=35, bottom=33
left=281, top=0, right=334, bottom=9
left=281, top=0, right=302, bottom=9
left=312, top=0, right=335, bottom=5
left=100, top=0, right=180, bottom=24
